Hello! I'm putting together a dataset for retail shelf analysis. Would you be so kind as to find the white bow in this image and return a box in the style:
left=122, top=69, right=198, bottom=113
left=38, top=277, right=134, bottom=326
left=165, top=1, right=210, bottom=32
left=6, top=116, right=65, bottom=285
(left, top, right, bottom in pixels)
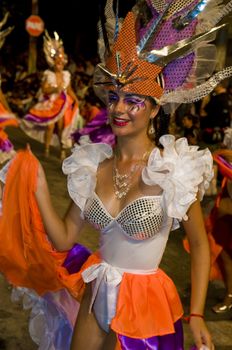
left=82, top=261, right=122, bottom=317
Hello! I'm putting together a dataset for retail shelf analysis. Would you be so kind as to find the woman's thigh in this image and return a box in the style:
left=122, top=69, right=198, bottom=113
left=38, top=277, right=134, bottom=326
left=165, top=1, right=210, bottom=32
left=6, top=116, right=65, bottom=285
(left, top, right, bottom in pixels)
left=102, top=330, right=117, bottom=350
left=71, top=284, right=108, bottom=350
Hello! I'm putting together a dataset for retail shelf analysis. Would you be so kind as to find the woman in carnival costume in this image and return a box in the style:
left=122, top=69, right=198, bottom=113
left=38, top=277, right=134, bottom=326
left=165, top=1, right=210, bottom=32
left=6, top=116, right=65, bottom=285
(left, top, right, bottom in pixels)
left=21, top=31, right=79, bottom=160
left=206, top=128, right=232, bottom=313
left=71, top=106, right=115, bottom=146
left=1, top=0, right=232, bottom=349
left=0, top=13, right=18, bottom=165
left=0, top=88, right=18, bottom=165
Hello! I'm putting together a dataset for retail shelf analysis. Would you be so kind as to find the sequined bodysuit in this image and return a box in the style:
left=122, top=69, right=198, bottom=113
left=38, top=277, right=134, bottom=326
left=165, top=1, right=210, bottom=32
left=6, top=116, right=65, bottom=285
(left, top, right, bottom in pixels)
left=62, top=136, right=213, bottom=334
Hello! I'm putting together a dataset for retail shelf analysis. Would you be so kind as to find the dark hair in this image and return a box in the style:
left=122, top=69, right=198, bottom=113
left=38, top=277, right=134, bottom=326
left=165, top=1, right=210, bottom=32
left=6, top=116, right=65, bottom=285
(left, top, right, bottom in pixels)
left=182, top=114, right=200, bottom=126
left=152, top=108, right=170, bottom=147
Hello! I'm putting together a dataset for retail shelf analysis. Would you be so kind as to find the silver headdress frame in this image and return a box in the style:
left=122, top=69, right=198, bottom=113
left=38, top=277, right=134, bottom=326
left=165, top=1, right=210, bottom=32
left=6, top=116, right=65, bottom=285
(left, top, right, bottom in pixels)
left=96, top=0, right=232, bottom=112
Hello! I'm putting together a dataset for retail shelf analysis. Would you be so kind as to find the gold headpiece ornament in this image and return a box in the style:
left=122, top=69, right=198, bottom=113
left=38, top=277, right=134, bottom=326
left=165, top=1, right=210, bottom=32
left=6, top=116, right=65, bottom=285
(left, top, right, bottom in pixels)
left=43, top=30, right=67, bottom=67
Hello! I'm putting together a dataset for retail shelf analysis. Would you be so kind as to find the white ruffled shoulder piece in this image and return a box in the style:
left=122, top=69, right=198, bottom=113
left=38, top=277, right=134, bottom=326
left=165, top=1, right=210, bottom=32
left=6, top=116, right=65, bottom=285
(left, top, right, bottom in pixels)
left=0, top=159, right=12, bottom=184
left=43, top=69, right=53, bottom=83
left=62, top=70, right=71, bottom=89
left=142, top=135, right=213, bottom=221
left=62, top=143, right=112, bottom=211
left=43, top=70, right=70, bottom=90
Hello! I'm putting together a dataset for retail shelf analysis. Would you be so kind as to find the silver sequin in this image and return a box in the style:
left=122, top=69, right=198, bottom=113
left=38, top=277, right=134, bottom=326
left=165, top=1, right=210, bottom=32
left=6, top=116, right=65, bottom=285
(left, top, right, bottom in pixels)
left=83, top=195, right=164, bottom=240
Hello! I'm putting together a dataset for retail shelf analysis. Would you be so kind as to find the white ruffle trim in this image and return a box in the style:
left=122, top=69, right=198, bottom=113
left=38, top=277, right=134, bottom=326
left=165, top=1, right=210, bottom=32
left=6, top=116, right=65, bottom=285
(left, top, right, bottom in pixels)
left=142, top=135, right=213, bottom=221
left=62, top=136, right=213, bottom=221
left=0, top=150, right=16, bottom=165
left=62, top=143, right=112, bottom=211
left=0, top=159, right=12, bottom=184
left=43, top=69, right=71, bottom=90
left=11, top=287, right=79, bottom=350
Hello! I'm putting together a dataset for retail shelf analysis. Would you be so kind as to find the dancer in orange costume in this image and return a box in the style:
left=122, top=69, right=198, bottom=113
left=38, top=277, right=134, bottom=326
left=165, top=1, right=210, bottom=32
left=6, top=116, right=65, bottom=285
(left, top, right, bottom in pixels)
left=0, top=89, right=18, bottom=164
left=0, top=13, right=18, bottom=165
left=21, top=31, right=79, bottom=160
left=2, top=0, right=232, bottom=349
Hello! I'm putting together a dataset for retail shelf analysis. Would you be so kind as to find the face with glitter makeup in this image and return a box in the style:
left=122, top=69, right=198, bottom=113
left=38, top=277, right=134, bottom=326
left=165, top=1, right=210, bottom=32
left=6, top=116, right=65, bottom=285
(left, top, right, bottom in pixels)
left=107, top=91, right=159, bottom=137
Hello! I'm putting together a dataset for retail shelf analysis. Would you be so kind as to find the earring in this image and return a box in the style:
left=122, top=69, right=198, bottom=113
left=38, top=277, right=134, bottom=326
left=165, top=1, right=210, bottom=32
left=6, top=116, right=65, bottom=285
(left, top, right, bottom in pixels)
left=149, top=119, right=155, bottom=135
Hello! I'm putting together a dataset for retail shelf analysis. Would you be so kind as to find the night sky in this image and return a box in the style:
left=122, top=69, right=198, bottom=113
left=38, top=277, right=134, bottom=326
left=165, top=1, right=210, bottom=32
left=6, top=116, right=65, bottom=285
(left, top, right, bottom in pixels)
left=1, top=0, right=100, bottom=61
left=0, top=0, right=135, bottom=66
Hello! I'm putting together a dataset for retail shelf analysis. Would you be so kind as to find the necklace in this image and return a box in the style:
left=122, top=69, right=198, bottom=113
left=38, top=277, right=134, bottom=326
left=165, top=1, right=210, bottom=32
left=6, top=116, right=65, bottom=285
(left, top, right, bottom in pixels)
left=113, top=148, right=152, bottom=199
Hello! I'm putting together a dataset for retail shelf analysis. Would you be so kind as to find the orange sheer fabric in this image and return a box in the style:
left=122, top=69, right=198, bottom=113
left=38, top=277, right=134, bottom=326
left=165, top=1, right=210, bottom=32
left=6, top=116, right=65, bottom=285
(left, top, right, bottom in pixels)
left=0, top=150, right=84, bottom=299
left=77, top=254, right=183, bottom=338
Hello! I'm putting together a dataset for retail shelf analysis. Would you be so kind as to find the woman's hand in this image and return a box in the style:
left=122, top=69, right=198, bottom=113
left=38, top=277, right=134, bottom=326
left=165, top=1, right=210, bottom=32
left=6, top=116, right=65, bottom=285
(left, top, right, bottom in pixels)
left=189, top=317, right=214, bottom=350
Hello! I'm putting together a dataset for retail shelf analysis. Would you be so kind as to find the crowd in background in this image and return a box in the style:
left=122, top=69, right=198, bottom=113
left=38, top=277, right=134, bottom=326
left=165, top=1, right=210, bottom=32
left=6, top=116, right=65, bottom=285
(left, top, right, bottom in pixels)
left=0, top=53, right=104, bottom=125
left=1, top=52, right=232, bottom=151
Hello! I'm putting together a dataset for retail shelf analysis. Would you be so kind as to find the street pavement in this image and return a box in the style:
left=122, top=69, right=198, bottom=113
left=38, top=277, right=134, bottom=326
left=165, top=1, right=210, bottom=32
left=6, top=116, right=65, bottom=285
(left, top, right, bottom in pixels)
left=0, top=126, right=231, bottom=349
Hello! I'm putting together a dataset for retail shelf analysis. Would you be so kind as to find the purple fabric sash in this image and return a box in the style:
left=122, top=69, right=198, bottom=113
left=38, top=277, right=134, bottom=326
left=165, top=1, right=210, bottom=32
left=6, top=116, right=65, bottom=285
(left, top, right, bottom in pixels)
left=0, top=139, right=13, bottom=152
left=117, top=319, right=184, bottom=350
left=62, top=243, right=91, bottom=274
left=72, top=109, right=115, bottom=146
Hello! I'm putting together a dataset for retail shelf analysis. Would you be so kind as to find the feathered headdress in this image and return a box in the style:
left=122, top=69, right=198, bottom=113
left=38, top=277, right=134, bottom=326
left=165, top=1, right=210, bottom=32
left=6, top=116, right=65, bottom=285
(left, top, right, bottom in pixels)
left=0, top=12, right=14, bottom=50
left=94, top=0, right=232, bottom=111
left=43, top=30, right=67, bottom=67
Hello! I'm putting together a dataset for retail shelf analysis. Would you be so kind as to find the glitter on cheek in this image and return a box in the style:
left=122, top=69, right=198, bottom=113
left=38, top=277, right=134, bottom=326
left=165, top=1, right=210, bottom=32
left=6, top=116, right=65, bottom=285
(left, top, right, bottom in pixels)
left=127, top=100, right=147, bottom=115
left=107, top=93, right=147, bottom=116
left=129, top=102, right=146, bottom=113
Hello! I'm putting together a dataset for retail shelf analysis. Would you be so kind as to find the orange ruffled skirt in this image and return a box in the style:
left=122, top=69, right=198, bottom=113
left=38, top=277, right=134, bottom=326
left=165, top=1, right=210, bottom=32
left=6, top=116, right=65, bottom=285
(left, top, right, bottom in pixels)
left=73, top=252, right=184, bottom=339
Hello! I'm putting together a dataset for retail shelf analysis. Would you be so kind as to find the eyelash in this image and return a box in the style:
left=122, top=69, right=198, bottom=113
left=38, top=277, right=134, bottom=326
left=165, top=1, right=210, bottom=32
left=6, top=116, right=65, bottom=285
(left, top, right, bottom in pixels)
left=108, top=95, right=145, bottom=106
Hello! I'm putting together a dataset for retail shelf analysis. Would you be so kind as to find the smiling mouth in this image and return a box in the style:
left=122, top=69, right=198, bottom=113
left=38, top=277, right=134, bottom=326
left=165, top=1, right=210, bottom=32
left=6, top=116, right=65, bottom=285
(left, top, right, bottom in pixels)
left=112, top=117, right=130, bottom=127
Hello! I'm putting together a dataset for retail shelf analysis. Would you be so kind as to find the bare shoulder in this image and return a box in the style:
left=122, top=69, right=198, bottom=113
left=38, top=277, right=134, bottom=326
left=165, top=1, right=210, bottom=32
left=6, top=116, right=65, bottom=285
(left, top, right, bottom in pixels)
left=98, top=156, right=113, bottom=172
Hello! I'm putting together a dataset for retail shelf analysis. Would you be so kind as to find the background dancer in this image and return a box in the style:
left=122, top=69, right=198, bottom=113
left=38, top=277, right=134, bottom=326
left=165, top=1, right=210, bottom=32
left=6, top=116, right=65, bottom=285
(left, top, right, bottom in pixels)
left=21, top=31, right=79, bottom=160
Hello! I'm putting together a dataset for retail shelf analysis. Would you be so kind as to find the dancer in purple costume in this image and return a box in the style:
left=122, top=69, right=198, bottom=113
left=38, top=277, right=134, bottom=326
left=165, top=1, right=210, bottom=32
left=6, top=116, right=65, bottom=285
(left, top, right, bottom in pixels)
left=72, top=108, right=115, bottom=146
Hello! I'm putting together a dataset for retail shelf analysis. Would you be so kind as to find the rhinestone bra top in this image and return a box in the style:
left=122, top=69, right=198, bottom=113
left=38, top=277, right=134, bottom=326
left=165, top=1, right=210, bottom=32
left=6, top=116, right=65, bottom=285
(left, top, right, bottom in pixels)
left=62, top=139, right=213, bottom=228
left=83, top=193, right=164, bottom=240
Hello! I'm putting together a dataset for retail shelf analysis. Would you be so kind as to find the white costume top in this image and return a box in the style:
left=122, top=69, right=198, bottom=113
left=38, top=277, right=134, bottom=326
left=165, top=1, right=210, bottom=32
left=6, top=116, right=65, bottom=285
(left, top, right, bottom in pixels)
left=43, top=69, right=71, bottom=90
left=62, top=135, right=213, bottom=331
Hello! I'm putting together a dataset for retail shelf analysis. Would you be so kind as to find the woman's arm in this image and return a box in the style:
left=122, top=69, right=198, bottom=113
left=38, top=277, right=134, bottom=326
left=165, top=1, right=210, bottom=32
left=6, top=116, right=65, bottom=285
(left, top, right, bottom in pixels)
left=35, top=163, right=84, bottom=251
left=182, top=198, right=214, bottom=349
